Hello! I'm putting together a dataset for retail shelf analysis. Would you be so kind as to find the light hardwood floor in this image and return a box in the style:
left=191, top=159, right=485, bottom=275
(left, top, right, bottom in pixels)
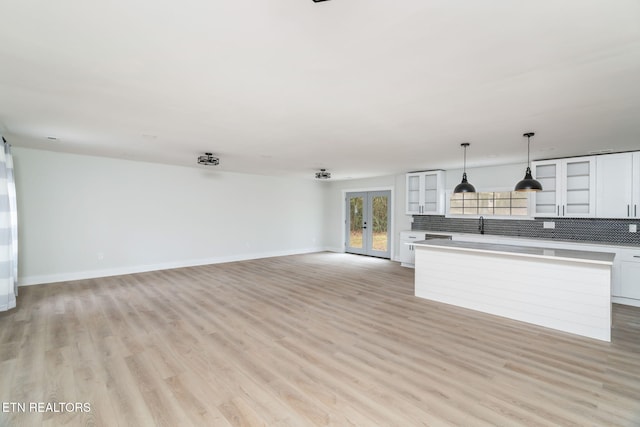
left=1, top=252, right=640, bottom=426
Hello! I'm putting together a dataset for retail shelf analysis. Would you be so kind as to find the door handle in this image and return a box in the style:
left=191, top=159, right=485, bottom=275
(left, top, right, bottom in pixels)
left=628, top=205, right=631, bottom=217
left=562, top=205, right=565, bottom=216
left=557, top=205, right=559, bottom=216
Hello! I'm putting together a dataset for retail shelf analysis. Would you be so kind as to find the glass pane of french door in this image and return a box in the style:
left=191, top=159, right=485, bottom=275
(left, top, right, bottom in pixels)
left=346, top=192, right=367, bottom=255
left=349, top=195, right=364, bottom=249
left=371, top=195, right=388, bottom=252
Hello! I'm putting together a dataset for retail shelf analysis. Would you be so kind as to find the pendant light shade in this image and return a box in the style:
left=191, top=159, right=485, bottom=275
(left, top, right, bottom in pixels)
left=515, top=132, right=543, bottom=192
left=454, top=142, right=476, bottom=193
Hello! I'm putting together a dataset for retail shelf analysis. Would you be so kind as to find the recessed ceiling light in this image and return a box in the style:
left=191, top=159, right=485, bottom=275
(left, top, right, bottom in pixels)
left=46, top=136, right=58, bottom=141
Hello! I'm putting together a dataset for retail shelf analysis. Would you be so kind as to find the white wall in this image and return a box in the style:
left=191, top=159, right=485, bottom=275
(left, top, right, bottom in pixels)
left=13, top=148, right=328, bottom=285
left=13, top=146, right=535, bottom=285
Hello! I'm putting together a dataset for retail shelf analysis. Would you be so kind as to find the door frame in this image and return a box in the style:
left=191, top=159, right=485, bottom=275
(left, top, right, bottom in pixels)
left=341, top=186, right=394, bottom=259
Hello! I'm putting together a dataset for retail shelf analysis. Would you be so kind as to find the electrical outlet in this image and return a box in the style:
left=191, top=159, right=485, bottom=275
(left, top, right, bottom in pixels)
left=543, top=221, right=555, bottom=229
left=630, top=224, right=637, bottom=233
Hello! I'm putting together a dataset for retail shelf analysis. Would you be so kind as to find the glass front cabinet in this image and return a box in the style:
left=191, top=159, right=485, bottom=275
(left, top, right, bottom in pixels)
left=405, top=170, right=445, bottom=215
left=532, top=157, right=596, bottom=217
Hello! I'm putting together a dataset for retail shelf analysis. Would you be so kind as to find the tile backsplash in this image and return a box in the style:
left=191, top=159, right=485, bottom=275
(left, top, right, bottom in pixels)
left=411, top=216, right=640, bottom=247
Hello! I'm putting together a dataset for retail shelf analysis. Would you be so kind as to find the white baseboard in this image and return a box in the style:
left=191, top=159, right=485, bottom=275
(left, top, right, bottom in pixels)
left=18, top=247, right=326, bottom=286
left=323, top=246, right=345, bottom=253
left=612, top=296, right=640, bottom=308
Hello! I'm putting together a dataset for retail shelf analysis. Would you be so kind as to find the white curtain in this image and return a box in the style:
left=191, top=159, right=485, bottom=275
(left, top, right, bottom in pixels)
left=0, top=138, right=18, bottom=312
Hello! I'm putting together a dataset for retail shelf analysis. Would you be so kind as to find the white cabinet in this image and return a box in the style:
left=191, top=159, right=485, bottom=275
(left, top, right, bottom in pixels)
left=406, top=171, right=445, bottom=215
left=532, top=157, right=596, bottom=217
left=618, top=249, right=640, bottom=300
left=399, top=231, right=423, bottom=267
left=596, top=152, right=640, bottom=218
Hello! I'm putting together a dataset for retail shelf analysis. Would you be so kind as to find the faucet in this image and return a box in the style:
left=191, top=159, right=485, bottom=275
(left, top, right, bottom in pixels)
left=478, top=216, right=485, bottom=234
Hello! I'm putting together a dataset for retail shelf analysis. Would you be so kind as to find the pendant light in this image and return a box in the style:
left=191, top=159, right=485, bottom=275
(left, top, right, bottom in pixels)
left=514, top=132, right=543, bottom=192
left=453, top=142, right=476, bottom=193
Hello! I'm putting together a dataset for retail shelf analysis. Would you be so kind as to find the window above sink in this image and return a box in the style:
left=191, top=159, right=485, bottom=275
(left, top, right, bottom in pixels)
left=446, top=190, right=534, bottom=219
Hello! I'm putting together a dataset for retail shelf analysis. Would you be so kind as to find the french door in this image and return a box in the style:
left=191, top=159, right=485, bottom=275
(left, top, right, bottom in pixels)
left=345, top=191, right=391, bottom=258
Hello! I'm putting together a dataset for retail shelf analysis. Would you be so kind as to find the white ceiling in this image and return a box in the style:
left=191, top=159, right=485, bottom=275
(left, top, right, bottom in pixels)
left=1, top=0, right=639, bottom=180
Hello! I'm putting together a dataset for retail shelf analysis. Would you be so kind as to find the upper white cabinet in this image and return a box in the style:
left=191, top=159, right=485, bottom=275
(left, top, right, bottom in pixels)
left=596, top=152, right=640, bottom=218
left=406, top=171, right=445, bottom=215
left=532, top=157, right=596, bottom=217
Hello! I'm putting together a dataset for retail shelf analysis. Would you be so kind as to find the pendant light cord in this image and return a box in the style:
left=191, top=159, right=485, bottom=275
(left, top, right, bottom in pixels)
left=523, top=132, right=535, bottom=170
left=463, top=145, right=467, bottom=173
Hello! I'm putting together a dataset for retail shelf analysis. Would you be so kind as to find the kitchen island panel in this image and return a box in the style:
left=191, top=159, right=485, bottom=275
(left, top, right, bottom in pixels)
left=415, top=244, right=612, bottom=341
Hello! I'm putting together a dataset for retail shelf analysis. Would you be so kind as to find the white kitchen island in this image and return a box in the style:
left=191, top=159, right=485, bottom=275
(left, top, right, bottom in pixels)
left=413, top=239, right=616, bottom=342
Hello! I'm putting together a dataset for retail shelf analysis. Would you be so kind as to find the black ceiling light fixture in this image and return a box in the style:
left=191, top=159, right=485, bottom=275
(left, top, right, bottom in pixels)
left=315, top=169, right=331, bottom=179
left=515, top=132, right=543, bottom=192
left=197, top=152, right=219, bottom=166
left=453, top=142, right=476, bottom=193
left=312, top=0, right=331, bottom=2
